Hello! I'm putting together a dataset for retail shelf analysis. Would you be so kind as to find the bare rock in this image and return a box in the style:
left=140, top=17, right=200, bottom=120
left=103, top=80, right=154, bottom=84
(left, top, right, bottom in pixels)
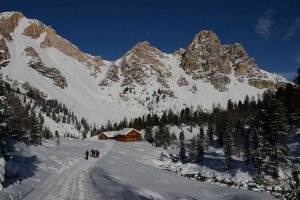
left=0, top=12, right=23, bottom=41
left=40, top=27, right=104, bottom=72
left=0, top=38, right=10, bottom=67
left=23, top=21, right=46, bottom=39
left=116, top=41, right=171, bottom=88
left=248, top=79, right=275, bottom=89
left=177, top=76, right=189, bottom=87
left=24, top=47, right=68, bottom=89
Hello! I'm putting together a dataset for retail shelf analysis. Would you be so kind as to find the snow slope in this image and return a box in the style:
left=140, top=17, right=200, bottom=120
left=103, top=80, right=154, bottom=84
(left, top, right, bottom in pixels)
left=1, top=139, right=274, bottom=200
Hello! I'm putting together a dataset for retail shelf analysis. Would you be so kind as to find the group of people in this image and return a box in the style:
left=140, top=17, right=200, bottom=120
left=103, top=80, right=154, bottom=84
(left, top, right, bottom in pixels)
left=85, top=149, right=100, bottom=160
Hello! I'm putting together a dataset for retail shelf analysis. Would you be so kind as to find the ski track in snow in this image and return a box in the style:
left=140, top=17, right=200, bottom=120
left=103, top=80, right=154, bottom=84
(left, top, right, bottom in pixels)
left=22, top=140, right=113, bottom=200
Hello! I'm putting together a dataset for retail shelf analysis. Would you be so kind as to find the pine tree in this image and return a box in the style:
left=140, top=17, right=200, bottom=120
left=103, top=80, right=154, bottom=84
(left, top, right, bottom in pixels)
left=199, top=126, right=206, bottom=150
left=233, top=120, right=245, bottom=157
left=159, top=151, right=164, bottom=161
left=223, top=122, right=232, bottom=171
left=144, top=127, right=154, bottom=144
left=179, top=131, right=186, bottom=160
left=189, top=136, right=196, bottom=162
left=259, top=93, right=288, bottom=179
left=29, top=110, right=41, bottom=145
left=206, top=122, right=214, bottom=147
left=6, top=92, right=30, bottom=142
left=248, top=116, right=261, bottom=168
left=170, top=132, right=177, bottom=141
left=194, top=129, right=204, bottom=163
left=179, top=131, right=185, bottom=141
left=155, top=125, right=164, bottom=147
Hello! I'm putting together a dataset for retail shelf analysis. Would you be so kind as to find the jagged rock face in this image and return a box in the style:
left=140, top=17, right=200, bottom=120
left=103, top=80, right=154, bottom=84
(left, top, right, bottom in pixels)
left=102, top=41, right=171, bottom=88
left=181, top=31, right=231, bottom=91
left=248, top=79, right=275, bottom=89
left=0, top=38, right=10, bottom=67
left=99, top=64, right=119, bottom=86
left=180, top=30, right=276, bottom=91
left=0, top=12, right=23, bottom=41
left=120, top=42, right=171, bottom=87
left=25, top=47, right=68, bottom=88
left=40, top=28, right=104, bottom=72
left=23, top=21, right=46, bottom=39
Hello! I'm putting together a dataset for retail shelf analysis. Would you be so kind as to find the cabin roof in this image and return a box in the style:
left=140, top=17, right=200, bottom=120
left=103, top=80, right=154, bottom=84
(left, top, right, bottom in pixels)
left=117, top=128, right=139, bottom=136
left=101, top=131, right=118, bottom=138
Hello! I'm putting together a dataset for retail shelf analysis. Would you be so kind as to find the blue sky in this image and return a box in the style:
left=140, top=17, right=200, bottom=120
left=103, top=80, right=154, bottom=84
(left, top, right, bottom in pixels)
left=1, top=0, right=300, bottom=80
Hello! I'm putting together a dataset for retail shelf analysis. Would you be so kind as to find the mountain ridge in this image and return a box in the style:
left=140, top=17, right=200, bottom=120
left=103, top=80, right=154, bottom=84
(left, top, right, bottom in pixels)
left=0, top=11, right=289, bottom=125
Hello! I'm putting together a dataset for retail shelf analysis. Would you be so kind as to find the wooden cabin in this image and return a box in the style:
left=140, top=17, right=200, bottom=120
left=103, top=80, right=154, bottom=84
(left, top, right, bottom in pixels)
left=98, top=131, right=118, bottom=140
left=115, top=128, right=141, bottom=142
left=99, top=128, right=141, bottom=142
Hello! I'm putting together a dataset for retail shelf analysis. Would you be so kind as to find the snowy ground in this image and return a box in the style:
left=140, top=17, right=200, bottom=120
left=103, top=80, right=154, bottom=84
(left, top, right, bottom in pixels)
left=1, top=139, right=274, bottom=200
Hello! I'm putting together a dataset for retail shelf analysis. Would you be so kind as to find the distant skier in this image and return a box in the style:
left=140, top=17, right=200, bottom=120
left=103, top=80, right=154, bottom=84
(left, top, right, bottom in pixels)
left=85, top=150, right=89, bottom=160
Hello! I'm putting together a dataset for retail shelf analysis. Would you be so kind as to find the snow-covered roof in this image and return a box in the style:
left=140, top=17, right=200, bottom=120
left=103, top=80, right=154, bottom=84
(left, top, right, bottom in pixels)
left=117, top=128, right=139, bottom=136
left=101, top=131, right=118, bottom=138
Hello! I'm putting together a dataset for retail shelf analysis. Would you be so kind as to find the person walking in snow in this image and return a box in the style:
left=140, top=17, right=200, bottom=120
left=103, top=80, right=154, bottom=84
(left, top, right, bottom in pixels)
left=85, top=150, right=89, bottom=160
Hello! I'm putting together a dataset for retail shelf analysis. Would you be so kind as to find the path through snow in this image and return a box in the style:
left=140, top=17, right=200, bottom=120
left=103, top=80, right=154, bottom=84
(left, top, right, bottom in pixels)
left=22, top=139, right=113, bottom=200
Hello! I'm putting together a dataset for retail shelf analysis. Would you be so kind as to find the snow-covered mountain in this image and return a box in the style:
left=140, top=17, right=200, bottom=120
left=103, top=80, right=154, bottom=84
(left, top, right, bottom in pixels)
left=0, top=12, right=288, bottom=125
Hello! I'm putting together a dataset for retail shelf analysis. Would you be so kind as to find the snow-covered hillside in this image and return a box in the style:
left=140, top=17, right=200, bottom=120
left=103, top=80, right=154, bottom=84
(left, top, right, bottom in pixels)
left=0, top=139, right=275, bottom=200
left=0, top=12, right=289, bottom=126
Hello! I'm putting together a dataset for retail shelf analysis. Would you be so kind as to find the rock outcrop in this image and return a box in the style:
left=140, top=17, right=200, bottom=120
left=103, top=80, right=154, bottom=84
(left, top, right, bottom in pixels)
left=40, top=28, right=104, bottom=72
left=101, top=41, right=171, bottom=88
left=0, top=38, right=10, bottom=67
left=23, top=20, right=47, bottom=39
left=25, top=47, right=68, bottom=88
left=180, top=30, right=275, bottom=91
left=0, top=12, right=23, bottom=41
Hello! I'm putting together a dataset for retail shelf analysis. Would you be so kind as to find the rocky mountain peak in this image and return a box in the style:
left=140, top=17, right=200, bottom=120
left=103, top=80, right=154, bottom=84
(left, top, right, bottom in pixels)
left=179, top=30, right=285, bottom=91
left=0, top=12, right=24, bottom=41
left=99, top=41, right=171, bottom=88
left=191, top=30, right=221, bottom=53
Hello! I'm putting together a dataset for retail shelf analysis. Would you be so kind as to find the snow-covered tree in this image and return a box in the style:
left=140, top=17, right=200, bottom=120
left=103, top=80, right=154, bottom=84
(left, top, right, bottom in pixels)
left=29, top=110, right=41, bottom=145
left=179, top=131, right=186, bottom=160
left=223, top=122, right=232, bottom=171
left=144, top=127, right=154, bottom=144
left=7, top=92, right=30, bottom=142
left=179, top=130, right=185, bottom=141
left=259, top=94, right=288, bottom=179
left=189, top=136, right=196, bottom=162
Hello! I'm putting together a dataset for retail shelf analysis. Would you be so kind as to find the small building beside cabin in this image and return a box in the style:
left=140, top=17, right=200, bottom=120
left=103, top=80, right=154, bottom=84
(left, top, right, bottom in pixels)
left=98, top=131, right=118, bottom=140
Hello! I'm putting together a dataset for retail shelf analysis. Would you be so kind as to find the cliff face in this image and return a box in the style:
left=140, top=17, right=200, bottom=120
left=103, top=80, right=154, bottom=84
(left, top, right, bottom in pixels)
left=0, top=12, right=23, bottom=41
left=0, top=38, right=10, bottom=67
left=180, top=30, right=282, bottom=91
